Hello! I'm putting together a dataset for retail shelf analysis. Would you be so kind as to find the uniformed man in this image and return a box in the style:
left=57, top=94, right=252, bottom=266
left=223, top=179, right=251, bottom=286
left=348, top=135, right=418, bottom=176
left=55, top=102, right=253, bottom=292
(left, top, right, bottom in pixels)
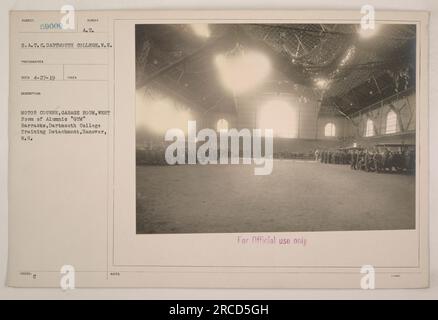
left=350, top=150, right=356, bottom=169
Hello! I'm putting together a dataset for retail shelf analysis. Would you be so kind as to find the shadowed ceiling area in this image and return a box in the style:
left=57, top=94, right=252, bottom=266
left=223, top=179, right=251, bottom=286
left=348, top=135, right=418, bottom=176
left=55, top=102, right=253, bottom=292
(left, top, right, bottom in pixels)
left=135, top=23, right=416, bottom=117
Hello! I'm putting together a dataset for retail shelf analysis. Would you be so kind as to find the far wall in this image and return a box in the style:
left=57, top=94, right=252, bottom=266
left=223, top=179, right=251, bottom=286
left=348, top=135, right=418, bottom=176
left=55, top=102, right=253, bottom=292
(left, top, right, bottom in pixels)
left=137, top=85, right=416, bottom=154
left=344, top=91, right=416, bottom=147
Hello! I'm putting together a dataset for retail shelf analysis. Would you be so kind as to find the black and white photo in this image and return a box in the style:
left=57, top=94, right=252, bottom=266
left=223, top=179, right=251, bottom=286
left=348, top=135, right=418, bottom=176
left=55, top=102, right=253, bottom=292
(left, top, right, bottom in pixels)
left=135, top=23, right=417, bottom=234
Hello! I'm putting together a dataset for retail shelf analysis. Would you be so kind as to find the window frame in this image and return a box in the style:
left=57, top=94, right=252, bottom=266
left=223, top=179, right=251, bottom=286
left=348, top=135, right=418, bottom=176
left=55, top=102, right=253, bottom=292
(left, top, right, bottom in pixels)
left=324, top=122, right=336, bottom=137
left=365, top=118, right=375, bottom=137
left=216, top=118, right=229, bottom=132
left=385, top=110, right=398, bottom=134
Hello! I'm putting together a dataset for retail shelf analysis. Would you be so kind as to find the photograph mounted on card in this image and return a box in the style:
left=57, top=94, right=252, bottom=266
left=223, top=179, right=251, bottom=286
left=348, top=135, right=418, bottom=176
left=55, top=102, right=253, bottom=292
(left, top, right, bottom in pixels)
left=8, top=9, right=429, bottom=288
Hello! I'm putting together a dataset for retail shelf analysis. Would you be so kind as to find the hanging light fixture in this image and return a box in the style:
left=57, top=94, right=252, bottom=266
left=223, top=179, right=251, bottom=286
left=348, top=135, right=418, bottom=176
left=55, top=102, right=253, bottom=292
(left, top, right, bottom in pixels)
left=314, top=78, right=330, bottom=90
left=214, top=44, right=271, bottom=95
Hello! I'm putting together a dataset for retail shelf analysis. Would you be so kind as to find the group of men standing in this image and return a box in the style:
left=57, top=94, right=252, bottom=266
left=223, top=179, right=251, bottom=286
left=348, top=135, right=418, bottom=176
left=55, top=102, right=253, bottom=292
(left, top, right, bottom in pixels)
left=316, top=149, right=350, bottom=165
left=315, top=148, right=415, bottom=174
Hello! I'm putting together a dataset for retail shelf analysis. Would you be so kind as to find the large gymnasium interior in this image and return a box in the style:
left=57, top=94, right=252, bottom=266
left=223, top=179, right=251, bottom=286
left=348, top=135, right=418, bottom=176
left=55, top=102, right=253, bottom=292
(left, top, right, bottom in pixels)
left=135, top=23, right=416, bottom=234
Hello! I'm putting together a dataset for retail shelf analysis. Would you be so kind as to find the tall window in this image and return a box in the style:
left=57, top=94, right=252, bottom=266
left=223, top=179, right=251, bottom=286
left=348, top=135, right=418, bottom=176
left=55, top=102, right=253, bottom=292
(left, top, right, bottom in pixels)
left=365, top=119, right=375, bottom=137
left=386, top=110, right=397, bottom=134
left=216, top=118, right=229, bottom=132
left=324, top=123, right=336, bottom=137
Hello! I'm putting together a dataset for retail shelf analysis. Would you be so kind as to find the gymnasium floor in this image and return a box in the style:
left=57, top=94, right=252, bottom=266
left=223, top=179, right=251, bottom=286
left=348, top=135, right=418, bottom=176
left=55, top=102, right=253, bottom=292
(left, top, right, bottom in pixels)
left=136, top=160, right=415, bottom=234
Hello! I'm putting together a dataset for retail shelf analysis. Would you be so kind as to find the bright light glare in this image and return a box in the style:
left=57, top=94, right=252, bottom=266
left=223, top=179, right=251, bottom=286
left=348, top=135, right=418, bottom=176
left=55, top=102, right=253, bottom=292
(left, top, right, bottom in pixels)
left=190, top=24, right=211, bottom=38
left=136, top=89, right=193, bottom=135
left=314, top=78, right=330, bottom=89
left=215, top=51, right=271, bottom=94
left=257, top=100, right=298, bottom=138
left=359, top=24, right=380, bottom=38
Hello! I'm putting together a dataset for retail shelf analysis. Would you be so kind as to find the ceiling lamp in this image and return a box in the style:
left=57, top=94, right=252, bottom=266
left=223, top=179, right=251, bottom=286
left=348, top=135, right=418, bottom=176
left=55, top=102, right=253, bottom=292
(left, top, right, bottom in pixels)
left=214, top=46, right=271, bottom=95
left=314, top=78, right=330, bottom=90
left=190, top=24, right=211, bottom=38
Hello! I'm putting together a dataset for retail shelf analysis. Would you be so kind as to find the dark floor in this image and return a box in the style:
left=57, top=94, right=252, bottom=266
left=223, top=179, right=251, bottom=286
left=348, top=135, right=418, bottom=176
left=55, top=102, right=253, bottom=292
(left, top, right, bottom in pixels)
left=136, top=160, right=415, bottom=234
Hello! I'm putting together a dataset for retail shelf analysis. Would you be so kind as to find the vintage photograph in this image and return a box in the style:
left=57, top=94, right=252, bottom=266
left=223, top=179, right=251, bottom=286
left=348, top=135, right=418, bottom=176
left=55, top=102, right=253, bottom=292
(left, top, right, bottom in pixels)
left=135, top=23, right=416, bottom=234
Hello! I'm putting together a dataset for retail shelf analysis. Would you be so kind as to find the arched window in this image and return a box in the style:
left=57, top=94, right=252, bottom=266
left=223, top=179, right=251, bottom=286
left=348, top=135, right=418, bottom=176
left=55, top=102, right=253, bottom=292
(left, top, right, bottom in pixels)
left=216, top=118, right=229, bottom=132
left=324, top=123, right=336, bottom=137
left=386, top=110, right=397, bottom=134
left=365, top=119, right=375, bottom=137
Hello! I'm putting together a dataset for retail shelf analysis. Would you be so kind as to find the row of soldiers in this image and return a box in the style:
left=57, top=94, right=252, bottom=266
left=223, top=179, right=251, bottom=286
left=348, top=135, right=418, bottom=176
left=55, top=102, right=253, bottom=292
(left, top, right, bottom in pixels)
left=317, top=150, right=350, bottom=165
left=315, top=148, right=415, bottom=174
